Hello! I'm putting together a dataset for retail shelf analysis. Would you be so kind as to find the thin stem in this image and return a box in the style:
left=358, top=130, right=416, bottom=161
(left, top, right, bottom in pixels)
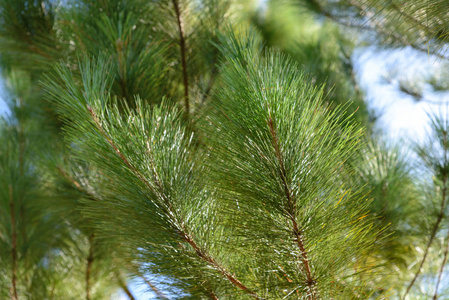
left=403, top=188, right=446, bottom=299
left=184, top=235, right=259, bottom=298
left=267, top=116, right=317, bottom=299
left=87, top=107, right=259, bottom=299
left=115, top=272, right=136, bottom=300
left=86, top=234, right=94, bottom=300
left=56, top=166, right=82, bottom=189
left=172, top=0, right=190, bottom=116
left=9, top=184, right=18, bottom=300
left=208, top=289, right=219, bottom=300
left=404, top=131, right=448, bottom=299
left=139, top=275, right=169, bottom=299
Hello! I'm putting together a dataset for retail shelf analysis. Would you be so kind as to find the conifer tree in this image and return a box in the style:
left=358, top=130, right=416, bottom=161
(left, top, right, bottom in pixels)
left=3, top=0, right=449, bottom=299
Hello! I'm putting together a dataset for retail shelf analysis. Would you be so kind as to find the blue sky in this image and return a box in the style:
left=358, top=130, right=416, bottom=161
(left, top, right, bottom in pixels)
left=353, top=45, right=449, bottom=144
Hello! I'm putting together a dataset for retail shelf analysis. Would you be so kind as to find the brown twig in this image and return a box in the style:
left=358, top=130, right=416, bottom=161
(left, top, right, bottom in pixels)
left=17, top=97, right=27, bottom=262
left=208, top=289, right=219, bottom=300
left=56, top=166, right=82, bottom=189
left=184, top=235, right=259, bottom=298
left=115, top=272, right=136, bottom=300
left=267, top=116, right=317, bottom=299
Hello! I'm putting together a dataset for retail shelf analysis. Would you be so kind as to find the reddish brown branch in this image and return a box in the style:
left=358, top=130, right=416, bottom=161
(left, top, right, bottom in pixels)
left=172, top=0, right=190, bottom=116
left=87, top=106, right=152, bottom=189
left=268, top=116, right=317, bottom=299
left=57, top=166, right=82, bottom=189
left=115, top=273, right=136, bottom=300
left=184, top=235, right=259, bottom=298
left=9, top=185, right=18, bottom=300
left=208, top=289, right=219, bottom=300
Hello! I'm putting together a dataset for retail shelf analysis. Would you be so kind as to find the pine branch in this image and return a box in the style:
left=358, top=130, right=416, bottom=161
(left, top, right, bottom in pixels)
left=302, top=1, right=449, bottom=61
left=308, top=0, right=372, bottom=30
left=172, top=0, right=190, bottom=117
left=389, top=3, right=433, bottom=34
left=86, top=105, right=176, bottom=216
left=267, top=116, right=317, bottom=299
left=204, top=30, right=375, bottom=298
left=85, top=103, right=259, bottom=298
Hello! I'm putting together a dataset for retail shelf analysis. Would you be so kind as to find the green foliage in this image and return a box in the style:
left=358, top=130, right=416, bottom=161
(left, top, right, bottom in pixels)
left=251, top=1, right=370, bottom=127
left=57, top=0, right=169, bottom=105
left=345, top=0, right=449, bottom=53
left=3, top=0, right=448, bottom=299
left=39, top=27, right=380, bottom=297
left=401, top=113, right=449, bottom=299
left=353, top=139, right=420, bottom=296
left=44, top=55, right=251, bottom=297
left=203, top=30, right=377, bottom=298
left=0, top=0, right=60, bottom=73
